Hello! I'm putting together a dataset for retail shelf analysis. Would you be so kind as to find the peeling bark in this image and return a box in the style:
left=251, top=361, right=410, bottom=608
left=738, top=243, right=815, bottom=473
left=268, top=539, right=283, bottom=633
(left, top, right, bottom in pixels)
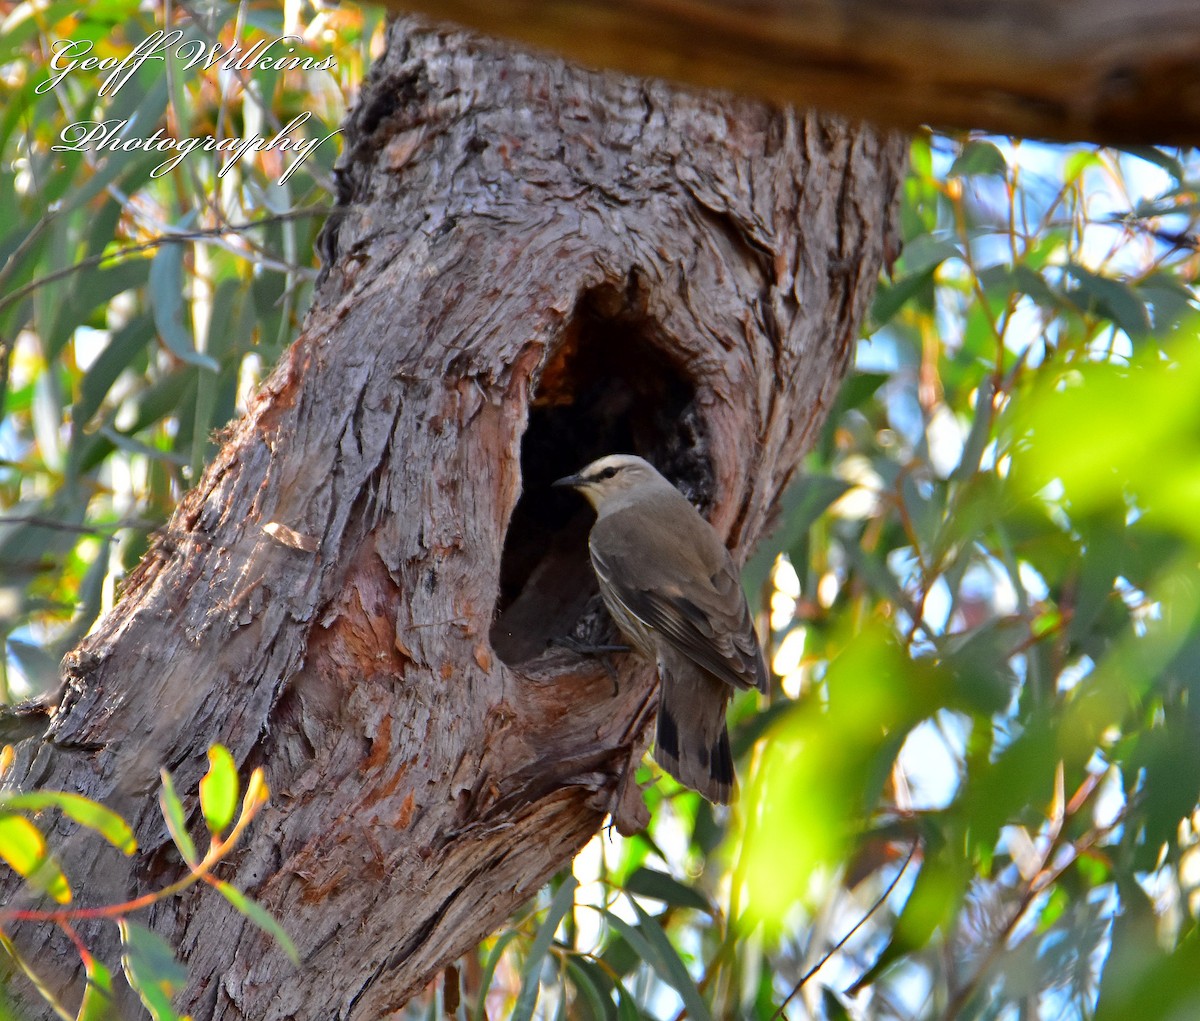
left=1, top=19, right=905, bottom=1020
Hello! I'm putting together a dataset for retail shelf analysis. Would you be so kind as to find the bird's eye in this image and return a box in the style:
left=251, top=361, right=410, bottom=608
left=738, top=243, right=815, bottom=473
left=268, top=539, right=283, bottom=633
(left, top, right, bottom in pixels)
left=596, top=466, right=618, bottom=481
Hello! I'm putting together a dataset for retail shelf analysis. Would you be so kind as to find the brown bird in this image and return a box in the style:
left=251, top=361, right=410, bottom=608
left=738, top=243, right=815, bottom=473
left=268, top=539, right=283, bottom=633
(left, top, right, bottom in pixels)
left=554, top=454, right=768, bottom=803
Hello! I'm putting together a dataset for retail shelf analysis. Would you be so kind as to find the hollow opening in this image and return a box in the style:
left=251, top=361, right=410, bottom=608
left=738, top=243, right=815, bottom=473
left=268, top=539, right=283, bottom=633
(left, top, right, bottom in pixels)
left=491, top=290, right=711, bottom=666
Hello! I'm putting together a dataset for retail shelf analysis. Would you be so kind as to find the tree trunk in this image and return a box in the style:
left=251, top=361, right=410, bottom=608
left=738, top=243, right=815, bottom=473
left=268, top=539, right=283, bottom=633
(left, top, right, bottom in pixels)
left=1, top=18, right=905, bottom=1020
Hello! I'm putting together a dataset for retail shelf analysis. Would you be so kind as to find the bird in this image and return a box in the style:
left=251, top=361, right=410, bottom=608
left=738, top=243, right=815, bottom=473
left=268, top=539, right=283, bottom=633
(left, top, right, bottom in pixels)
left=554, top=454, right=768, bottom=803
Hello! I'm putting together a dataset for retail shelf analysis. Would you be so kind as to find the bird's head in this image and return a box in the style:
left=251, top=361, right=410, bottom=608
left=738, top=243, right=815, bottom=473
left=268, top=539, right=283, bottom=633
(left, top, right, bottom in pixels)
left=553, top=454, right=666, bottom=510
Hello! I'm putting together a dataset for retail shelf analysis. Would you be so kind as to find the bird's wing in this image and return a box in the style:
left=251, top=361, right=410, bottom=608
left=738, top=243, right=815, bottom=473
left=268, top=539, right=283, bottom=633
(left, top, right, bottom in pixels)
left=590, top=501, right=768, bottom=693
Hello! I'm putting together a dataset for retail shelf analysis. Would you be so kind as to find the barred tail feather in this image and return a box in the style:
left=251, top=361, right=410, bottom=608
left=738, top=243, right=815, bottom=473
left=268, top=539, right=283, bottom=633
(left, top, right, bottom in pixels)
left=654, top=660, right=734, bottom=804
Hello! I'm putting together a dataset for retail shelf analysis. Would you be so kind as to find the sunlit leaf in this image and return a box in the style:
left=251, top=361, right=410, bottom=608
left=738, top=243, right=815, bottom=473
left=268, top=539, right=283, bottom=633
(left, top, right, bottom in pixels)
left=199, top=745, right=239, bottom=837
left=1013, top=346, right=1200, bottom=542
left=740, top=623, right=942, bottom=928
left=76, top=955, right=116, bottom=1021
left=0, top=812, right=71, bottom=904
left=240, top=767, right=269, bottom=820
left=1, top=790, right=136, bottom=855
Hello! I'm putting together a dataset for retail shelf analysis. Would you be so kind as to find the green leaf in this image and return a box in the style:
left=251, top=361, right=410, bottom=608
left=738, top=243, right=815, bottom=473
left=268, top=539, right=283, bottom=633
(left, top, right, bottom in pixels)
left=871, top=266, right=937, bottom=327
left=565, top=958, right=614, bottom=1021
left=199, top=745, right=239, bottom=837
left=950, top=141, right=1007, bottom=178
left=214, top=881, right=300, bottom=965
left=614, top=978, right=642, bottom=1021
left=900, top=235, right=963, bottom=276
left=1068, top=526, right=1121, bottom=645
left=96, top=423, right=189, bottom=468
left=623, top=867, right=710, bottom=914
left=1121, top=146, right=1185, bottom=183
left=627, top=901, right=713, bottom=1021
left=157, top=770, right=197, bottom=866
left=1137, top=272, right=1197, bottom=335
left=1129, top=714, right=1200, bottom=853
left=842, top=542, right=908, bottom=608
left=48, top=533, right=114, bottom=660
left=601, top=909, right=664, bottom=977
left=939, top=618, right=1022, bottom=715
left=512, top=877, right=578, bottom=1021
left=48, top=259, right=149, bottom=360
left=822, top=988, right=853, bottom=1021
left=76, top=956, right=116, bottom=1021
left=742, top=474, right=852, bottom=595
left=852, top=854, right=965, bottom=991
left=731, top=698, right=793, bottom=759
left=0, top=812, right=71, bottom=904
left=148, top=243, right=218, bottom=372
left=73, top=313, right=155, bottom=426
left=1064, top=149, right=1103, bottom=183
left=118, top=920, right=186, bottom=1021
left=1012, top=265, right=1065, bottom=309
left=1095, top=895, right=1200, bottom=1021
left=1064, top=263, right=1151, bottom=338
left=474, top=930, right=521, bottom=1021
left=951, top=375, right=995, bottom=483
left=0, top=791, right=136, bottom=855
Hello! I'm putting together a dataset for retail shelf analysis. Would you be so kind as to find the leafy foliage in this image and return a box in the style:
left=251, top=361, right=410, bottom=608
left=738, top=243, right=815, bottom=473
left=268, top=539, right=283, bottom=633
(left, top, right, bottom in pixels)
left=0, top=0, right=378, bottom=701
left=0, top=742, right=283, bottom=1021
left=4, top=2, right=1200, bottom=1019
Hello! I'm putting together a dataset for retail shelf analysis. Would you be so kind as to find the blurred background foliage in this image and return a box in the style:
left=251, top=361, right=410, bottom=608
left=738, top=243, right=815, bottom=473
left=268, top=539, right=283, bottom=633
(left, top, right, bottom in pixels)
left=2, top=1, right=1200, bottom=1019
left=0, top=0, right=378, bottom=697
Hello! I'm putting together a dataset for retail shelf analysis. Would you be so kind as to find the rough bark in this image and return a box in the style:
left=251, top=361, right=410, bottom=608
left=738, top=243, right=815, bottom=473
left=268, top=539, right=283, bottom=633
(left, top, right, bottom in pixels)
left=1, top=18, right=905, bottom=1020
left=388, top=0, right=1200, bottom=146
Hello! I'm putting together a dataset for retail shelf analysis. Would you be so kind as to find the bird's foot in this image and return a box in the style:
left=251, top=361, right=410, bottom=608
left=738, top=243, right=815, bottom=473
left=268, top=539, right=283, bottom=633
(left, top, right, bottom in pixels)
left=549, top=636, right=629, bottom=686
left=550, top=636, right=630, bottom=655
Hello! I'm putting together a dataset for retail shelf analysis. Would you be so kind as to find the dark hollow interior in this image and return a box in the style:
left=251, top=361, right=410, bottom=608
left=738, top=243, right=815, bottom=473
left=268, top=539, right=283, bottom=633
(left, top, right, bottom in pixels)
left=490, top=292, right=711, bottom=666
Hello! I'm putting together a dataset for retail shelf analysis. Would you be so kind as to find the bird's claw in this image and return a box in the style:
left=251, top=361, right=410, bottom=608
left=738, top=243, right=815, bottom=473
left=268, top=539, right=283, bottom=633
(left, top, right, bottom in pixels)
left=549, top=636, right=628, bottom=686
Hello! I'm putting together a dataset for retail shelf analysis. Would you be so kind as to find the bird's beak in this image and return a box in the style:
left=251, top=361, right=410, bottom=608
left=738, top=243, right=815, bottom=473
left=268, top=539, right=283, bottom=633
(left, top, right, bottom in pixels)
left=553, top=472, right=583, bottom=490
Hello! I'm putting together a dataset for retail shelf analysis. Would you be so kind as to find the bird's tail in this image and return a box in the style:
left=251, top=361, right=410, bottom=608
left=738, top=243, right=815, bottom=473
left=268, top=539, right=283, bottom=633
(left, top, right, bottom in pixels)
left=654, top=661, right=734, bottom=804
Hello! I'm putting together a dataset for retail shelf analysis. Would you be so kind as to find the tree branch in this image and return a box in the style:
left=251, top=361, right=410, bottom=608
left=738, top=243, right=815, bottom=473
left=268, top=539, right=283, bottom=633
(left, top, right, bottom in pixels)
left=387, top=0, right=1200, bottom=145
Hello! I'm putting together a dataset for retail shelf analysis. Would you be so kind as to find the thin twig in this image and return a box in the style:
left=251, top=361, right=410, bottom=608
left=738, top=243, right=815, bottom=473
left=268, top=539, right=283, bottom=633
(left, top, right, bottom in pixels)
left=772, top=840, right=919, bottom=1020
left=0, top=208, right=329, bottom=319
left=0, top=211, right=57, bottom=296
left=0, top=514, right=160, bottom=536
